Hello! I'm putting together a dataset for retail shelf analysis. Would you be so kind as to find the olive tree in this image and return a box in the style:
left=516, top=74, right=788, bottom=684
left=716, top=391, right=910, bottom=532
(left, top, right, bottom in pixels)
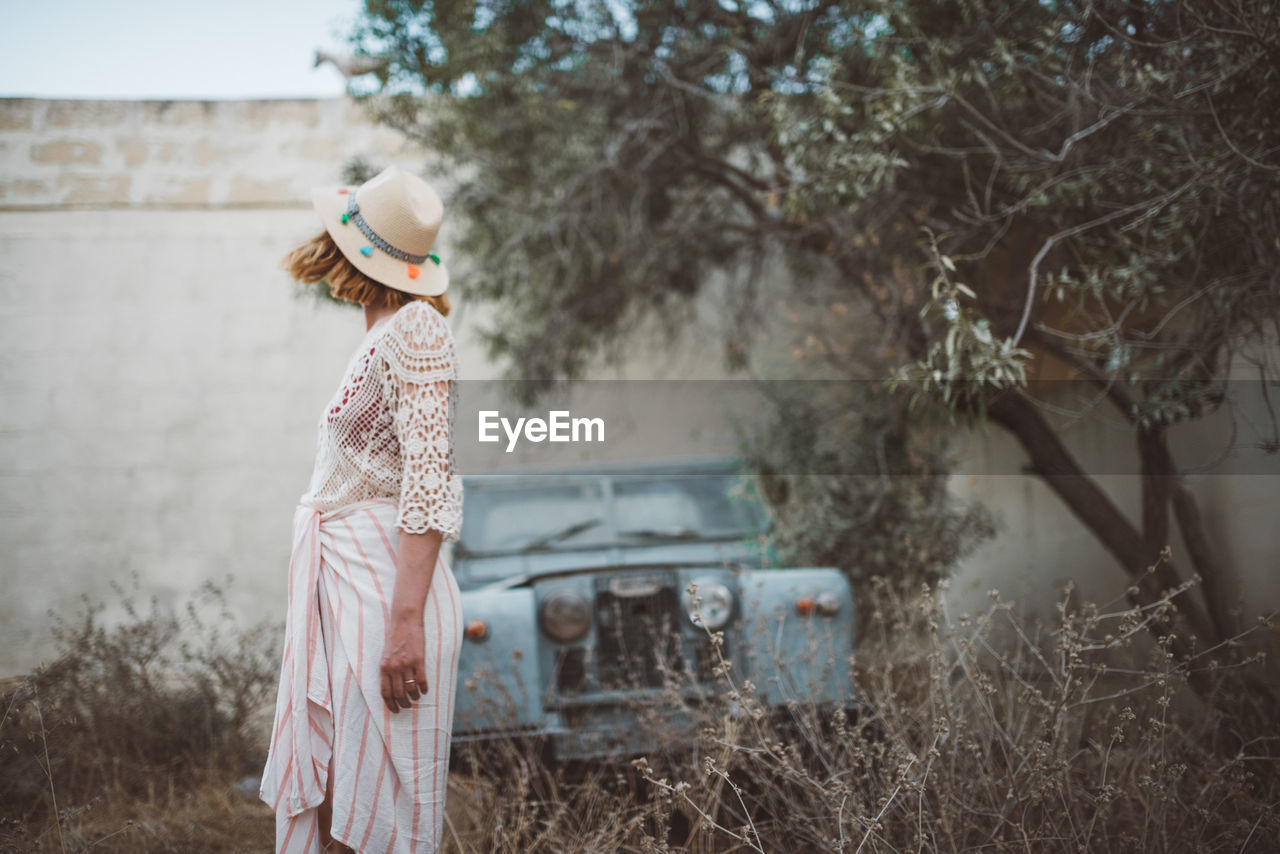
left=342, top=1, right=1279, bottom=691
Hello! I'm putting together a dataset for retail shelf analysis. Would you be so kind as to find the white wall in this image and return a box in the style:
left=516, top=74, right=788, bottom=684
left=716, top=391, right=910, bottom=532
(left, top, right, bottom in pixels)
left=0, top=95, right=738, bottom=675
left=1, top=95, right=1275, bottom=677
left=0, top=97, right=491, bottom=674
left=944, top=376, right=1280, bottom=633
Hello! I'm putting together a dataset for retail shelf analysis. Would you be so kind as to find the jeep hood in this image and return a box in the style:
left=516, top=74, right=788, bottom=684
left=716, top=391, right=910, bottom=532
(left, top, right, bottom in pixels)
left=453, top=538, right=765, bottom=590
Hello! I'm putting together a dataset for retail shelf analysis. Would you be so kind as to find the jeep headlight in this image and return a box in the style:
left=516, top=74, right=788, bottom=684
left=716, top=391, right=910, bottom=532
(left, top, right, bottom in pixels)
left=681, top=579, right=735, bottom=630
left=539, top=591, right=591, bottom=642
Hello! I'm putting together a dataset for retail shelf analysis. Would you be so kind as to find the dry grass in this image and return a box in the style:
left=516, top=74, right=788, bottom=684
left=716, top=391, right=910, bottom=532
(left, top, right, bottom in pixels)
left=0, top=577, right=279, bottom=854
left=0, top=781, right=276, bottom=854
left=4, top=558, right=1278, bottom=853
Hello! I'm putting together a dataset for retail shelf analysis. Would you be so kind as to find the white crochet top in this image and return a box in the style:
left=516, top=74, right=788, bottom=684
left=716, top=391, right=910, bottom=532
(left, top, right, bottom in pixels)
left=298, top=299, right=463, bottom=541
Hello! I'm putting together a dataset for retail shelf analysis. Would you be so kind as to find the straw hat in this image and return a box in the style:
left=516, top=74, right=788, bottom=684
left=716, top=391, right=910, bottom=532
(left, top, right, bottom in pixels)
left=310, top=164, right=450, bottom=297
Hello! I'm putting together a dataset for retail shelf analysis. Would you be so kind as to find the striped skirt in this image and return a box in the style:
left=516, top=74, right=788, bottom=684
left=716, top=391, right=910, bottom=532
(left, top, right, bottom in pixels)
left=260, top=498, right=464, bottom=854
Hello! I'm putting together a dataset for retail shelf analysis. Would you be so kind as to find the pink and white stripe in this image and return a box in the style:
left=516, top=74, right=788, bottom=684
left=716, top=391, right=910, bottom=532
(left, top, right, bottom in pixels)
left=261, top=498, right=463, bottom=854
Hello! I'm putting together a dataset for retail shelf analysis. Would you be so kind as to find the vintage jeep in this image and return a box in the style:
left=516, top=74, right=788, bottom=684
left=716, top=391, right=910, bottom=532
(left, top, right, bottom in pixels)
left=447, top=458, right=857, bottom=766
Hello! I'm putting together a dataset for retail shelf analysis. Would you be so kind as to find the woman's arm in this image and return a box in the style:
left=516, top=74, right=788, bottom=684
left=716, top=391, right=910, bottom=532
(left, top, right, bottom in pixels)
left=380, top=528, right=444, bottom=714
left=376, top=302, right=463, bottom=715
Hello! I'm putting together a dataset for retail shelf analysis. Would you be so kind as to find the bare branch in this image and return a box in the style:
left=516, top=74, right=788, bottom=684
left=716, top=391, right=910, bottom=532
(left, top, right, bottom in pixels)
left=1202, top=89, right=1280, bottom=174
left=1011, top=174, right=1201, bottom=348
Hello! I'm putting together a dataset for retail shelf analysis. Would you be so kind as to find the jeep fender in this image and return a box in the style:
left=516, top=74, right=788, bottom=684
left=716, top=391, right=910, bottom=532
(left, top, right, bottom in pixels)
left=735, top=568, right=856, bottom=707
left=454, top=587, right=543, bottom=733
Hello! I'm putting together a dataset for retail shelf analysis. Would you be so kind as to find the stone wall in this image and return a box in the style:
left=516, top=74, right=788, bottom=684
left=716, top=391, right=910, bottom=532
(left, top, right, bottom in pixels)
left=0, top=98, right=404, bottom=208
left=0, top=95, right=730, bottom=675
left=0, top=97, right=468, bottom=675
left=0, top=96, right=1275, bottom=677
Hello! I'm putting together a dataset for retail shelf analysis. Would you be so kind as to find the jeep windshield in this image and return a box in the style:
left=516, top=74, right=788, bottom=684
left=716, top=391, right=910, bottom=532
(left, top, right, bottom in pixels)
left=455, top=471, right=766, bottom=559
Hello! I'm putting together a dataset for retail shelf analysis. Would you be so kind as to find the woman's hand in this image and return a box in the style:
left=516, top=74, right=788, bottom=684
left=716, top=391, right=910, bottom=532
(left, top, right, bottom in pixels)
left=381, top=615, right=429, bottom=713
left=380, top=528, right=444, bottom=714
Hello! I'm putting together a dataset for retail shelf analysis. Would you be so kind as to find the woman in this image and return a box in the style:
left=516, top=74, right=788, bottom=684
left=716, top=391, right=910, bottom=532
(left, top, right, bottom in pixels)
left=260, top=164, right=465, bottom=854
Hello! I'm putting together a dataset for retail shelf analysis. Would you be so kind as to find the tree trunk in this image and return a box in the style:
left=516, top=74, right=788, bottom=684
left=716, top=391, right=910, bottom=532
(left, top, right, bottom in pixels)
left=1024, top=328, right=1243, bottom=645
left=1134, top=424, right=1218, bottom=643
left=986, top=392, right=1218, bottom=664
left=1171, top=484, right=1243, bottom=641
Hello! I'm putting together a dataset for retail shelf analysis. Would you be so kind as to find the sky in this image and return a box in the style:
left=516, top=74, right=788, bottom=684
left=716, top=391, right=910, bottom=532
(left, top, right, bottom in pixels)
left=0, top=0, right=370, bottom=99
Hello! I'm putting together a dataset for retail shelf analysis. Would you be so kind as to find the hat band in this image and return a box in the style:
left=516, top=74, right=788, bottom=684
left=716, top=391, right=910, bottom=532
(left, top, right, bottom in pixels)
left=345, top=192, right=432, bottom=264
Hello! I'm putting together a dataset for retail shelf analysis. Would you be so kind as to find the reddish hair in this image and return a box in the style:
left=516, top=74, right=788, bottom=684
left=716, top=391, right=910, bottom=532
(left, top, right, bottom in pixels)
left=281, top=229, right=451, bottom=316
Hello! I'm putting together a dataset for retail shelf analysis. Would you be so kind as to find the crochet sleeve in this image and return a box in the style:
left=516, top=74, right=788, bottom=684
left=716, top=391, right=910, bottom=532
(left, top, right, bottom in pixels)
left=377, top=301, right=463, bottom=541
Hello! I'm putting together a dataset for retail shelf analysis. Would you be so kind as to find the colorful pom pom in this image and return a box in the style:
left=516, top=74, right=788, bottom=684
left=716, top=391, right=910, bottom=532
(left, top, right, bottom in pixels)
left=338, top=188, right=350, bottom=194
left=427, top=252, right=441, bottom=265
left=407, top=264, right=421, bottom=279
left=360, top=245, right=374, bottom=257
left=340, top=212, right=350, bottom=224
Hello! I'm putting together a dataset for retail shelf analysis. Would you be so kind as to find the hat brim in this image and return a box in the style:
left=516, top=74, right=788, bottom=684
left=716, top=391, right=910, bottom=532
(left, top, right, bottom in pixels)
left=310, top=184, right=450, bottom=297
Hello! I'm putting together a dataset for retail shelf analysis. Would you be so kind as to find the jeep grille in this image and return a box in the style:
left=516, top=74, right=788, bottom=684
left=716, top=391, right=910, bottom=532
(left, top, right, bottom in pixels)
left=594, top=576, right=684, bottom=690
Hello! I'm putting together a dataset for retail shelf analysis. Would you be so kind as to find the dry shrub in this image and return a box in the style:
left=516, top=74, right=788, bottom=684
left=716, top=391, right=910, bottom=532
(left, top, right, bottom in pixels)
left=0, top=576, right=279, bottom=853
left=5, top=561, right=1278, bottom=853
left=442, top=559, right=1280, bottom=853
left=0, top=783, right=275, bottom=854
